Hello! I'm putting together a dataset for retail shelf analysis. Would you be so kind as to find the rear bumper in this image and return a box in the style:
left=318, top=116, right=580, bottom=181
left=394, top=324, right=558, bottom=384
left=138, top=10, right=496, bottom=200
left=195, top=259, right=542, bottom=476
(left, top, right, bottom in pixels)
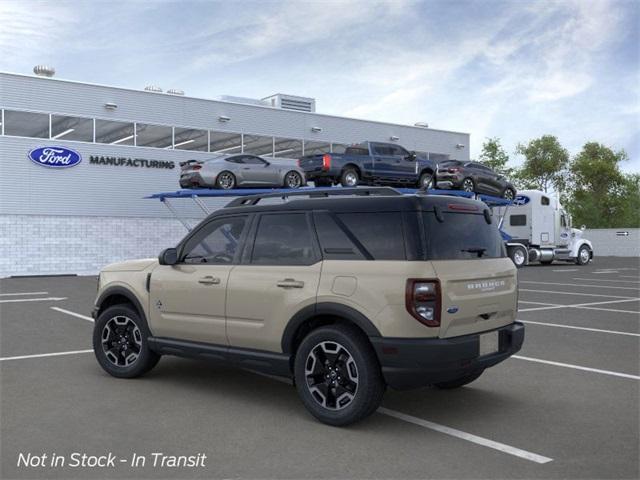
left=179, top=172, right=208, bottom=188
left=370, top=322, right=525, bottom=390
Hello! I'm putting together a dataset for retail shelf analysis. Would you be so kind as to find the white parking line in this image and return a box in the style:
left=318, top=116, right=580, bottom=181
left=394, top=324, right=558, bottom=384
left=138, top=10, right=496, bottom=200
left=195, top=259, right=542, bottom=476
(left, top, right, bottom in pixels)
left=0, top=297, right=68, bottom=304
left=519, top=289, right=636, bottom=299
left=518, top=297, right=640, bottom=312
left=0, top=291, right=49, bottom=296
left=620, top=275, right=640, bottom=279
left=51, top=307, right=94, bottom=322
left=518, top=300, right=561, bottom=306
left=246, top=369, right=553, bottom=464
left=520, top=281, right=639, bottom=291
left=593, top=271, right=619, bottom=274
left=378, top=408, right=553, bottom=464
left=552, top=269, right=579, bottom=272
left=572, top=278, right=640, bottom=284
left=575, top=306, right=640, bottom=315
left=519, top=320, right=640, bottom=337
left=0, top=349, right=93, bottom=362
left=513, top=356, right=640, bottom=380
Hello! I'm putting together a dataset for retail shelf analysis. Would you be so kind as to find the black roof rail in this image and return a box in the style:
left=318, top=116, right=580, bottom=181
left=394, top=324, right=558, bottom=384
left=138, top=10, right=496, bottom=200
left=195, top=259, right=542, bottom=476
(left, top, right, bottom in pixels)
left=225, top=187, right=402, bottom=208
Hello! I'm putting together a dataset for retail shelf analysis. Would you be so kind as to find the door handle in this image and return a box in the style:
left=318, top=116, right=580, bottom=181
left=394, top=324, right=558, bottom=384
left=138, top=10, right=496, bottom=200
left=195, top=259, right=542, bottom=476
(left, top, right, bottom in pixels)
left=198, top=276, right=221, bottom=285
left=277, top=278, right=305, bottom=288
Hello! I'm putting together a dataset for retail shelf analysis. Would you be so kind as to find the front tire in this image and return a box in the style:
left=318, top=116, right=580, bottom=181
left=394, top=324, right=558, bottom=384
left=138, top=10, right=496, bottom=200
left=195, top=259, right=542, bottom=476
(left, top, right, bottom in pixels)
left=508, top=245, right=528, bottom=268
left=434, top=369, right=484, bottom=389
left=284, top=171, right=303, bottom=189
left=576, top=245, right=591, bottom=265
left=216, top=171, right=236, bottom=190
left=93, top=304, right=160, bottom=378
left=340, top=168, right=359, bottom=187
left=294, top=324, right=384, bottom=426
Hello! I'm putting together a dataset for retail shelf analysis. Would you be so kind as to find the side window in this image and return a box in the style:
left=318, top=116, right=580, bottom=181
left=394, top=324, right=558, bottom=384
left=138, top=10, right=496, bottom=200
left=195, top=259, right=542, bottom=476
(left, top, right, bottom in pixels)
left=313, top=212, right=365, bottom=260
left=226, top=156, right=244, bottom=164
left=510, top=215, right=527, bottom=226
left=242, top=156, right=267, bottom=165
left=561, top=214, right=567, bottom=227
left=541, top=196, right=550, bottom=206
left=337, top=212, right=405, bottom=260
left=251, top=214, right=317, bottom=265
left=391, top=145, right=410, bottom=157
left=372, top=144, right=392, bottom=156
left=182, top=216, right=247, bottom=264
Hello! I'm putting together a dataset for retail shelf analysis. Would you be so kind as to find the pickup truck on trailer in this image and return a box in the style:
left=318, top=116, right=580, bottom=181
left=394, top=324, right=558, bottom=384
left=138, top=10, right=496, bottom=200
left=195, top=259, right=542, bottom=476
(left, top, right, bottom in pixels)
left=298, top=142, right=437, bottom=188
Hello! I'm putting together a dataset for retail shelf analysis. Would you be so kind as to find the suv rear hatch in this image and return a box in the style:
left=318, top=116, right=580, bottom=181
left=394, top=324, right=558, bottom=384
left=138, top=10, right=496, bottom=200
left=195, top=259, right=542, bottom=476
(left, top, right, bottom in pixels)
left=422, top=207, right=517, bottom=338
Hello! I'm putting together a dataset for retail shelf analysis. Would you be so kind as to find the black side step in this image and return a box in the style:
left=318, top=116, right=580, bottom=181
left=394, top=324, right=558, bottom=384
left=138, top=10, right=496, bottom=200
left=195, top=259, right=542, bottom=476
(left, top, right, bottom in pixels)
left=148, top=337, right=292, bottom=377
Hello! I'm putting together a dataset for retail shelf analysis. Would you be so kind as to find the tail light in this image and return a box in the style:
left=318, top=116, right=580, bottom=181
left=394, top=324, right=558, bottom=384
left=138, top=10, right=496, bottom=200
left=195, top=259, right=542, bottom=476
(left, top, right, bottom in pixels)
left=297, top=159, right=301, bottom=167
left=406, top=279, right=441, bottom=327
left=322, top=154, right=332, bottom=171
left=448, top=167, right=460, bottom=173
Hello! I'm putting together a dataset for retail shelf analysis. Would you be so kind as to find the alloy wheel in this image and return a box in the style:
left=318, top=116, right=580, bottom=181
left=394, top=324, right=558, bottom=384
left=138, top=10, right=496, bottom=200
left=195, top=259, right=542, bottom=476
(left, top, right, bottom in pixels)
left=218, top=172, right=235, bottom=189
left=344, top=172, right=358, bottom=186
left=504, top=189, right=515, bottom=200
left=286, top=172, right=302, bottom=188
left=580, top=247, right=590, bottom=264
left=462, top=179, right=474, bottom=192
left=513, top=248, right=526, bottom=266
left=101, top=316, right=142, bottom=367
left=304, top=341, right=359, bottom=411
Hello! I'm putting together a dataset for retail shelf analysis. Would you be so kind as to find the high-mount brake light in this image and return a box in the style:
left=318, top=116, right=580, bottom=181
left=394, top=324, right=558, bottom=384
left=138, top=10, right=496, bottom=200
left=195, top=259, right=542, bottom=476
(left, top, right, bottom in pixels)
left=322, top=154, right=332, bottom=171
left=405, top=279, right=441, bottom=327
left=448, top=203, right=478, bottom=212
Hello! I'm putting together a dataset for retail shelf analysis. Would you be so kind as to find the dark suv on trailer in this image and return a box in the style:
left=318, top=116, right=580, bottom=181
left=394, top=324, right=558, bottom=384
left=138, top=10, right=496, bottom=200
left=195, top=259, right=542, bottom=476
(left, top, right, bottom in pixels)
left=93, top=188, right=524, bottom=426
left=436, top=160, right=517, bottom=200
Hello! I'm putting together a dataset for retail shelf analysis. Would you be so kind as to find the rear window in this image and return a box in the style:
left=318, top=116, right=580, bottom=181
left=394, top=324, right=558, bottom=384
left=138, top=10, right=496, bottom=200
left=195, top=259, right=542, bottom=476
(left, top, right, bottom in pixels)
left=345, top=147, right=369, bottom=156
left=423, top=212, right=505, bottom=260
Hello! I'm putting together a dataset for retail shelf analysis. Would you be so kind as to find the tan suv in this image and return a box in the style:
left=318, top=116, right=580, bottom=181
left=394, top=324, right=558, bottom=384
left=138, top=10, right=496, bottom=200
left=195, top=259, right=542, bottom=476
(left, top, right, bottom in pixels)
left=92, top=188, right=524, bottom=426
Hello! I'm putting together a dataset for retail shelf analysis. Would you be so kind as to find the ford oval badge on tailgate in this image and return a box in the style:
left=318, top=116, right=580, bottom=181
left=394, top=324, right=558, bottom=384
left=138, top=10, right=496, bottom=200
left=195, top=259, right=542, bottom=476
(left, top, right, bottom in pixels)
left=28, top=146, right=82, bottom=168
left=447, top=306, right=459, bottom=314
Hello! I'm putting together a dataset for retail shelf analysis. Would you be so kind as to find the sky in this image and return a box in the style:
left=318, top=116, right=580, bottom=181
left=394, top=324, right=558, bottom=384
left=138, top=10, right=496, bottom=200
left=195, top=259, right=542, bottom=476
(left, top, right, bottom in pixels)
left=1, top=0, right=638, bottom=172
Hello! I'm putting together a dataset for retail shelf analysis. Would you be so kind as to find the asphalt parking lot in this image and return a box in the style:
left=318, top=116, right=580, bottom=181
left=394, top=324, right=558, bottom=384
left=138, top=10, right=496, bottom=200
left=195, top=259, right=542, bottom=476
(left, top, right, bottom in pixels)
left=1, top=256, right=638, bottom=479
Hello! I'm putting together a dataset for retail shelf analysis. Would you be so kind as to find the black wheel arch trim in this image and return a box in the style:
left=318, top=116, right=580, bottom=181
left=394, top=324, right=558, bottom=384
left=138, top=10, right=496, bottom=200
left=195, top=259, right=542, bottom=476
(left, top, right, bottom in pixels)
left=281, top=302, right=381, bottom=354
left=94, top=286, right=147, bottom=323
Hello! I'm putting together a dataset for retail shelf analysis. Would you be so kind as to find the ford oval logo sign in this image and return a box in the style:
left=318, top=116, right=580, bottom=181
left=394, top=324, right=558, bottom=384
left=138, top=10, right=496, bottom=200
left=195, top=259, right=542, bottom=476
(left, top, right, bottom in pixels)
left=28, top=146, right=82, bottom=168
left=513, top=195, right=530, bottom=206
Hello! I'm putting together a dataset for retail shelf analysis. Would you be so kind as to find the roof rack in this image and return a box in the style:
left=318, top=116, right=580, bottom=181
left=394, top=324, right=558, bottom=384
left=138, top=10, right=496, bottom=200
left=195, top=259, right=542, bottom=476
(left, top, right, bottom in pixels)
left=224, top=187, right=402, bottom=208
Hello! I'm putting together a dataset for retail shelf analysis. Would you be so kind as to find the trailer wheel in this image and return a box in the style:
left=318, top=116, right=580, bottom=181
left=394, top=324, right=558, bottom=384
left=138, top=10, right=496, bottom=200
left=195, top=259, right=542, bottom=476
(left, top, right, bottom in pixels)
left=508, top=245, right=527, bottom=268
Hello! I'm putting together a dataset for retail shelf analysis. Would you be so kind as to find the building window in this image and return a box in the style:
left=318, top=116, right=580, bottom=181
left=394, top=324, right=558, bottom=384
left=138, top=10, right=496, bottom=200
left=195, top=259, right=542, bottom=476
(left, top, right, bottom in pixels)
left=51, top=114, right=93, bottom=142
left=95, top=119, right=135, bottom=145
left=210, top=131, right=243, bottom=154
left=303, top=141, right=331, bottom=156
left=3, top=110, right=49, bottom=138
left=135, top=123, right=173, bottom=148
left=243, top=134, right=274, bottom=156
left=273, top=137, right=303, bottom=159
left=173, top=127, right=208, bottom=151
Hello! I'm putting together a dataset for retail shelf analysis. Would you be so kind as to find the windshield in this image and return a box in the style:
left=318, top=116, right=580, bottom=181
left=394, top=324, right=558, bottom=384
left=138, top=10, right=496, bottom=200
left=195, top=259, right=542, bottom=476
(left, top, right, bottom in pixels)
left=423, top=212, right=505, bottom=260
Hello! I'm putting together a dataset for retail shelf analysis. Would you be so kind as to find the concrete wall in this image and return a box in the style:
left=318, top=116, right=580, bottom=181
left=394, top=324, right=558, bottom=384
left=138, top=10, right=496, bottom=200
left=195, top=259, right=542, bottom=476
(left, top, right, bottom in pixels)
left=584, top=228, right=640, bottom=257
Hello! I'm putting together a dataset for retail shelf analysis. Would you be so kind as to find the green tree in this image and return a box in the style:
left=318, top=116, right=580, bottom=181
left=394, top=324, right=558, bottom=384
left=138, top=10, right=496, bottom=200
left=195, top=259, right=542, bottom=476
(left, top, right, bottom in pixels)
left=515, top=135, right=569, bottom=193
left=479, top=137, right=511, bottom=175
left=565, top=142, right=638, bottom=228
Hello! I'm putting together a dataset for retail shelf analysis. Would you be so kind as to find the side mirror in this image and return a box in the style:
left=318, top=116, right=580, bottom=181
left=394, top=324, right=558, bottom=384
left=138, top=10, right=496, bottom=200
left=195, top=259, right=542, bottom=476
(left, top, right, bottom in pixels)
left=263, top=160, right=270, bottom=166
left=581, top=225, right=586, bottom=231
left=407, top=151, right=417, bottom=161
left=159, top=247, right=178, bottom=266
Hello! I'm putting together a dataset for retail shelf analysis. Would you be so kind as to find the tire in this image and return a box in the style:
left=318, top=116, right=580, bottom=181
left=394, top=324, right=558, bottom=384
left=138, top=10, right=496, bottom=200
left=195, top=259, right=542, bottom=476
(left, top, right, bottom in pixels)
left=93, top=304, right=160, bottom=378
left=294, top=324, right=385, bottom=426
left=461, top=177, right=475, bottom=193
left=503, top=188, right=516, bottom=201
left=418, top=171, right=434, bottom=190
left=314, top=178, right=333, bottom=187
left=284, top=171, right=303, bottom=189
left=434, top=369, right=484, bottom=389
left=216, top=171, right=236, bottom=190
left=508, top=245, right=527, bottom=268
left=576, top=245, right=591, bottom=265
left=340, top=168, right=359, bottom=187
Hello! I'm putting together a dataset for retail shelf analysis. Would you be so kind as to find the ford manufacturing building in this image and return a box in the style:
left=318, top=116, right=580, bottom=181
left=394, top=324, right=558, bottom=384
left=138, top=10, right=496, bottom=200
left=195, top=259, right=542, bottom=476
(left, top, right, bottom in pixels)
left=0, top=69, right=470, bottom=278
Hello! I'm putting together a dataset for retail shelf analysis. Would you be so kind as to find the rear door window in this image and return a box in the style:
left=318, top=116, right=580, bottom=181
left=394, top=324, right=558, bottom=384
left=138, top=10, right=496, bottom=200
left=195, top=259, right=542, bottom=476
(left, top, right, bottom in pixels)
left=336, top=212, right=405, bottom=260
left=423, top=212, right=505, bottom=260
left=251, top=213, right=318, bottom=265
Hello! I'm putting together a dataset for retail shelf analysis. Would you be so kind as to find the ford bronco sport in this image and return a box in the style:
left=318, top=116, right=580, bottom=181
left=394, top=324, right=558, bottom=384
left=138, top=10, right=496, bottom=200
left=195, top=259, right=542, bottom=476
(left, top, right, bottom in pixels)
left=92, top=187, right=524, bottom=426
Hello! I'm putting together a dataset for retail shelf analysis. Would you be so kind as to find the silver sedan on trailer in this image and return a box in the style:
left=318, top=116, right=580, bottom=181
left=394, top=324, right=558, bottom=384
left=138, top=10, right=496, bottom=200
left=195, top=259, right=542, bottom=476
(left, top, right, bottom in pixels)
left=179, top=154, right=307, bottom=190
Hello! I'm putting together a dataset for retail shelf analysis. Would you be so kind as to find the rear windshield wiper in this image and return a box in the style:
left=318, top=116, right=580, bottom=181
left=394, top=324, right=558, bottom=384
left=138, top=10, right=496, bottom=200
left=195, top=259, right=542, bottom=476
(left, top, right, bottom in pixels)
left=461, top=247, right=487, bottom=257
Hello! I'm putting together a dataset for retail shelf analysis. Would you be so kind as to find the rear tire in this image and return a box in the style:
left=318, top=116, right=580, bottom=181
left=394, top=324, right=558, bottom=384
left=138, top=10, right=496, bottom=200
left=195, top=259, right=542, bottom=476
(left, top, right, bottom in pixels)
left=284, top=171, right=303, bottom=189
left=461, top=177, right=475, bottom=192
left=216, top=171, right=236, bottom=190
left=434, top=369, right=484, bottom=389
left=340, top=168, right=359, bottom=187
left=93, top=304, right=160, bottom=378
left=294, top=324, right=384, bottom=426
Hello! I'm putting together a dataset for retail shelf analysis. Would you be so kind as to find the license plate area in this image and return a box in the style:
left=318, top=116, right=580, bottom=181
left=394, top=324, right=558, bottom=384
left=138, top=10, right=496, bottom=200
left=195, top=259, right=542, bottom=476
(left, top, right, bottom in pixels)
left=479, top=331, right=499, bottom=357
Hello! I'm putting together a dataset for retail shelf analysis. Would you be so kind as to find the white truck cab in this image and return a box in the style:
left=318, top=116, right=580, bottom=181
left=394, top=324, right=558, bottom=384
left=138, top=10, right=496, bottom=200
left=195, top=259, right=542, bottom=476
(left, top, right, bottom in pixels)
left=493, top=190, right=594, bottom=267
